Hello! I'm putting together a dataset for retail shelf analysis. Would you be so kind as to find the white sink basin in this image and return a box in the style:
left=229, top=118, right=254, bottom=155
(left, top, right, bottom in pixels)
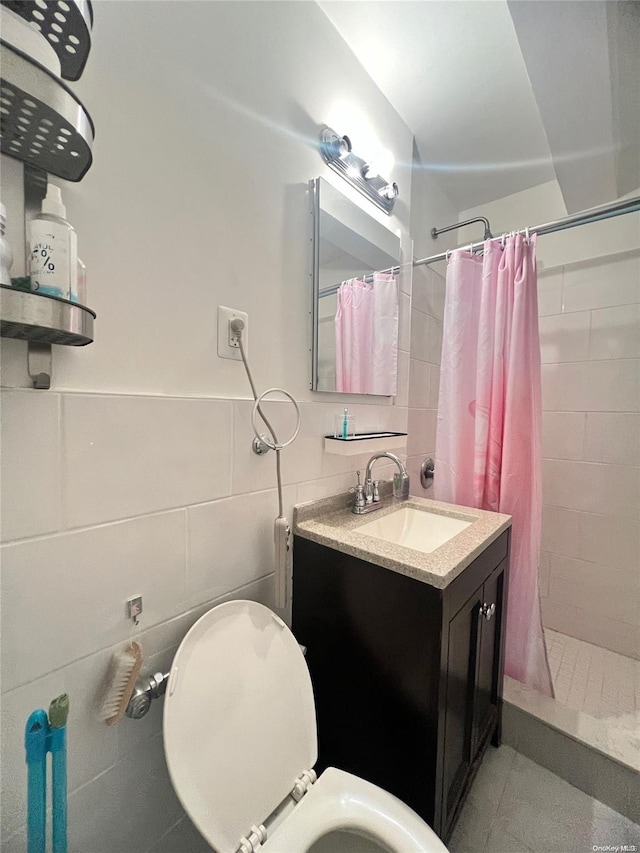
left=357, top=506, right=473, bottom=554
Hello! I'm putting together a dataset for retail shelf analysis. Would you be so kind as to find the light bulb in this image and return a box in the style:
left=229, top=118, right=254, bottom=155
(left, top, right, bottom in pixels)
left=379, top=182, right=399, bottom=200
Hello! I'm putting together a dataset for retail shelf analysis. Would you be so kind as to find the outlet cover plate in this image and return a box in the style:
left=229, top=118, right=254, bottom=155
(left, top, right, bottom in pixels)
left=217, top=306, right=248, bottom=361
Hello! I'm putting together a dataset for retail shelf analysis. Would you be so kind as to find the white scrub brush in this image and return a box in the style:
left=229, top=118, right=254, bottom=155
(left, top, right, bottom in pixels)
left=98, top=641, right=143, bottom=726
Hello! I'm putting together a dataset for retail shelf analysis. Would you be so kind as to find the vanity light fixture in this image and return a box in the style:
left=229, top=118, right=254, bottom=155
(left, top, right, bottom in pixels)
left=319, top=125, right=399, bottom=215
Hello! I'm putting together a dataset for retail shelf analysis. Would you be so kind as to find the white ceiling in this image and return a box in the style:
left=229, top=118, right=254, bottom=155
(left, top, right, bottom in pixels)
left=319, top=1, right=640, bottom=213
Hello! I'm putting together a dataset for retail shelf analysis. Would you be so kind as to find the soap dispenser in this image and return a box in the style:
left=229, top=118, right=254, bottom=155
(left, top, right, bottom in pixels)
left=29, top=184, right=77, bottom=300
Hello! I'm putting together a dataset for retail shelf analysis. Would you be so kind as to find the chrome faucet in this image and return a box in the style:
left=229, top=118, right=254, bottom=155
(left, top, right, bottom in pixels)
left=352, top=452, right=410, bottom=515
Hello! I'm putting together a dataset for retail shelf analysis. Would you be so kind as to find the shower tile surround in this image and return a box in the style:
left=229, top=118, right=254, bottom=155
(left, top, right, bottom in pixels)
left=538, top=250, right=640, bottom=660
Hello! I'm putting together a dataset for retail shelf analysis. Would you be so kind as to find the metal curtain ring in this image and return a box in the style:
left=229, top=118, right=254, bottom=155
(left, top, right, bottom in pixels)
left=251, top=388, right=301, bottom=450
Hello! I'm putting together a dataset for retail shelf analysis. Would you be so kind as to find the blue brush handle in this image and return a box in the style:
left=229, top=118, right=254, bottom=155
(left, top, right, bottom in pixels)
left=25, top=710, right=48, bottom=853
left=51, top=726, right=67, bottom=853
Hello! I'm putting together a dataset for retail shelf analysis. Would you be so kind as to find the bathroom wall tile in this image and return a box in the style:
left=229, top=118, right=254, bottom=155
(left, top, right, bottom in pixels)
left=127, top=575, right=274, bottom=669
left=62, top=395, right=232, bottom=528
left=413, top=267, right=446, bottom=320
left=562, top=252, right=640, bottom=313
left=0, top=511, right=187, bottom=691
left=149, top=817, right=209, bottom=853
left=541, top=505, right=582, bottom=557
left=583, top=413, right=640, bottom=466
left=541, top=360, right=640, bottom=412
left=589, top=303, right=640, bottom=360
left=541, top=412, right=585, bottom=460
left=296, top=472, right=353, bottom=504
left=407, top=408, right=437, bottom=457
left=408, top=358, right=430, bottom=408
left=0, top=390, right=61, bottom=542
left=399, top=231, right=414, bottom=296
left=548, top=553, right=639, bottom=626
left=537, top=269, right=563, bottom=317
left=539, top=550, right=551, bottom=597
left=398, top=291, right=411, bottom=353
left=542, top=598, right=640, bottom=660
left=538, top=311, right=591, bottom=364
left=410, top=310, right=443, bottom=365
left=429, top=270, right=447, bottom=322
left=542, top=459, right=639, bottom=519
left=576, top=513, right=640, bottom=572
left=232, top=400, right=323, bottom=493
left=411, top=265, right=430, bottom=315
left=67, top=733, right=183, bottom=853
left=395, top=349, right=410, bottom=407
left=428, top=364, right=440, bottom=409
left=187, top=487, right=296, bottom=604
left=407, top=454, right=436, bottom=500
left=1, top=645, right=121, bottom=841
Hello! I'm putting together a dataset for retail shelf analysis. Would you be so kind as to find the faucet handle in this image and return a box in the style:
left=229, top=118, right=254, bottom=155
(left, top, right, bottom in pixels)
left=350, top=483, right=366, bottom=510
left=372, top=480, right=380, bottom=503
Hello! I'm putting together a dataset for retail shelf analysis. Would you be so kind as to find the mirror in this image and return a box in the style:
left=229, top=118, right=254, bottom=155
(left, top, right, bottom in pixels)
left=311, top=177, right=402, bottom=396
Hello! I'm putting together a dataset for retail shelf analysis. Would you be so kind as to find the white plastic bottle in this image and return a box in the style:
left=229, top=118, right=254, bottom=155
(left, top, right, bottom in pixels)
left=29, top=184, right=77, bottom=300
left=0, top=202, right=14, bottom=286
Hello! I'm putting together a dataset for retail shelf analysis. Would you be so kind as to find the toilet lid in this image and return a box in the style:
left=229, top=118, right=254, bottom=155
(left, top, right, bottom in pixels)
left=163, top=600, right=317, bottom=853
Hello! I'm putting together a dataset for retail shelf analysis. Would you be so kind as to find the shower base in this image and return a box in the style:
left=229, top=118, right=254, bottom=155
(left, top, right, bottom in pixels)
left=503, top=629, right=639, bottom=824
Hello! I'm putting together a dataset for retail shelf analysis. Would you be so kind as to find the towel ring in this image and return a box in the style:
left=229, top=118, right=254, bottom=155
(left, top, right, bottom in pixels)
left=251, top=388, right=301, bottom=451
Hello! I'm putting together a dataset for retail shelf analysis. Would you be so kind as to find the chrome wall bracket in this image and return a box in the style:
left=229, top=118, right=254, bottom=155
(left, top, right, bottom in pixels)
left=27, top=341, right=51, bottom=389
left=252, top=435, right=270, bottom=455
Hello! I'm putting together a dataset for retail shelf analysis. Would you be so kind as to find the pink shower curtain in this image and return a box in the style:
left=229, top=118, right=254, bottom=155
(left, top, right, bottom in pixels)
left=435, top=235, right=554, bottom=696
left=335, top=275, right=398, bottom=395
left=335, top=278, right=373, bottom=394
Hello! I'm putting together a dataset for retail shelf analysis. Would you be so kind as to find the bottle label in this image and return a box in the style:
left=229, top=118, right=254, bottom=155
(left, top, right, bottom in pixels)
left=29, top=220, right=70, bottom=299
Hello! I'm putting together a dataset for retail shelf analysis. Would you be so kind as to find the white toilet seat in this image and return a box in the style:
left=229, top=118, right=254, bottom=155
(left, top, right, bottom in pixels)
left=163, top=600, right=449, bottom=853
left=260, top=767, right=449, bottom=853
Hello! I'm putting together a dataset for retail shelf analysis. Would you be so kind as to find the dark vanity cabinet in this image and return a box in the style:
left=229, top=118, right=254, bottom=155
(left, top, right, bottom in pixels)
left=292, top=529, right=510, bottom=841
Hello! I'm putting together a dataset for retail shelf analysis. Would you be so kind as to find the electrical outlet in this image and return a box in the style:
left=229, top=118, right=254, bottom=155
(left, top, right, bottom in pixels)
left=217, top=306, right=248, bottom=361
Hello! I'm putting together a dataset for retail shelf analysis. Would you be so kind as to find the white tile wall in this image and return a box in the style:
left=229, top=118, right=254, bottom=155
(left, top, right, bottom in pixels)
left=583, top=413, right=640, bottom=466
left=542, top=412, right=586, bottom=460
left=561, top=253, right=640, bottom=313
left=539, top=311, right=591, bottom=364
left=1, top=510, right=188, bottom=690
left=407, top=267, right=444, bottom=500
left=539, top=250, right=640, bottom=658
left=1, top=391, right=61, bottom=541
left=62, top=395, right=233, bottom=529
left=589, top=304, right=640, bottom=360
left=542, top=359, right=640, bottom=412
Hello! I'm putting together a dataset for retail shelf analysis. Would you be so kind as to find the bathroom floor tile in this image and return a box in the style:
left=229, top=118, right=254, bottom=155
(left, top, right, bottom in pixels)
left=451, top=747, right=640, bottom=853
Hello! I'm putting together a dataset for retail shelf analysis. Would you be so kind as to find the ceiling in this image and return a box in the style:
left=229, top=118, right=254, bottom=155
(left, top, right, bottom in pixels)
left=319, top=1, right=640, bottom=213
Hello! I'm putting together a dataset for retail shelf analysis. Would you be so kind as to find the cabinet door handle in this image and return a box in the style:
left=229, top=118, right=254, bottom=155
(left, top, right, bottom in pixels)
left=481, top=602, right=496, bottom=621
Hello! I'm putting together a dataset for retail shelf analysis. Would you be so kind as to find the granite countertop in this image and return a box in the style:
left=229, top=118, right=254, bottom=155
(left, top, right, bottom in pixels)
left=293, top=491, right=511, bottom=590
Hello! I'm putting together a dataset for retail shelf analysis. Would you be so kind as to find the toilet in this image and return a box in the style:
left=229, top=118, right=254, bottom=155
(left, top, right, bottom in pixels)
left=163, top=599, right=449, bottom=853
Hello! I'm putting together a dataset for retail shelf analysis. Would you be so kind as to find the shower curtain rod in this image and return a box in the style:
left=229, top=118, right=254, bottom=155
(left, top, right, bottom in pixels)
left=415, top=194, right=640, bottom=267
left=317, top=194, right=640, bottom=298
